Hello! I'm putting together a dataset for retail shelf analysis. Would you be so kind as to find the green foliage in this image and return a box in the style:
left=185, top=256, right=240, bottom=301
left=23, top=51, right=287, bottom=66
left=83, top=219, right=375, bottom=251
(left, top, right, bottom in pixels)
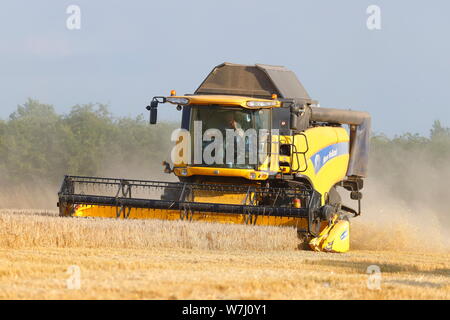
left=0, top=99, right=176, bottom=187
left=370, top=119, right=450, bottom=166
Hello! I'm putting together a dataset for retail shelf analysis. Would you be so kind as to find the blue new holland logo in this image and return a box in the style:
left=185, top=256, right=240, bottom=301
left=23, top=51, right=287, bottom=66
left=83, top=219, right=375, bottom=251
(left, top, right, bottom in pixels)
left=340, top=229, right=348, bottom=240
left=310, top=142, right=349, bottom=174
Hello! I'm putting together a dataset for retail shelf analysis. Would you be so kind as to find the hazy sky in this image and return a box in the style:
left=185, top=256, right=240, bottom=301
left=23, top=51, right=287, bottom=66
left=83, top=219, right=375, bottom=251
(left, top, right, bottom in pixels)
left=0, top=0, right=449, bottom=136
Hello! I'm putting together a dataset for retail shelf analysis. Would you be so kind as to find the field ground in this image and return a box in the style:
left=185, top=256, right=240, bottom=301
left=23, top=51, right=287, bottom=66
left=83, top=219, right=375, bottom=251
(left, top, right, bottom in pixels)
left=0, top=210, right=449, bottom=300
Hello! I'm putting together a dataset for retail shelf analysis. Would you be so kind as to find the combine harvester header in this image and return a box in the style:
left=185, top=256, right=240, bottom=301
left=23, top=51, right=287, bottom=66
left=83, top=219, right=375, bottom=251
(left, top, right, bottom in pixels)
left=58, top=62, right=371, bottom=253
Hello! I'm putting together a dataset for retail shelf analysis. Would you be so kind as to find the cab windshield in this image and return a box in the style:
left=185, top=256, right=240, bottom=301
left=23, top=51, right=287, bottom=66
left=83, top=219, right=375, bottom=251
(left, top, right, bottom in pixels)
left=191, top=106, right=270, bottom=169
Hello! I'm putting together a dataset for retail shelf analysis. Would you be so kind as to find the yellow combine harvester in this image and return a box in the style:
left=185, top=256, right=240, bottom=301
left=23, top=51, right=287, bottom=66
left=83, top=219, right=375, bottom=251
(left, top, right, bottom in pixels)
left=58, top=63, right=371, bottom=253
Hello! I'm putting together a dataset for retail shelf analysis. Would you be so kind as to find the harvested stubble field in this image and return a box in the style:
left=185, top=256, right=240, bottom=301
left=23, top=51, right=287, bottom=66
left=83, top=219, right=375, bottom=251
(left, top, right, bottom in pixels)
left=0, top=209, right=448, bottom=300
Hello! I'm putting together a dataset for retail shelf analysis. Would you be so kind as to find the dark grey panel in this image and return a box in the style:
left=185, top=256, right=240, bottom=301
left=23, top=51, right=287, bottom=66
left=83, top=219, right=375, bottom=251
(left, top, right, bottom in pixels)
left=195, top=62, right=313, bottom=101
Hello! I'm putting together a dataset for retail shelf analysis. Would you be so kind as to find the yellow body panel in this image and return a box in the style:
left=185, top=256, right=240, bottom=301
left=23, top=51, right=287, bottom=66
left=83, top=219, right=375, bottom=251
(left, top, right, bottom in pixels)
left=191, top=189, right=255, bottom=205
left=282, top=126, right=349, bottom=204
left=309, top=216, right=350, bottom=253
left=74, top=205, right=310, bottom=229
left=173, top=167, right=269, bottom=180
left=168, top=95, right=281, bottom=108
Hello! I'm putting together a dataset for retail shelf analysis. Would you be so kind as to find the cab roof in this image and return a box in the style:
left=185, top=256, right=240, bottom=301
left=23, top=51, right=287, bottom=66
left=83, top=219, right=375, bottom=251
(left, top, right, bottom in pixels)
left=194, top=62, right=313, bottom=104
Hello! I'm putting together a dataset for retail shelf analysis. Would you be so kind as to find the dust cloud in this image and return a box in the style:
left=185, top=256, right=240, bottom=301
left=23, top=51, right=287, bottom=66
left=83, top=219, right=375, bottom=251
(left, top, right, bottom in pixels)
left=350, top=153, right=450, bottom=253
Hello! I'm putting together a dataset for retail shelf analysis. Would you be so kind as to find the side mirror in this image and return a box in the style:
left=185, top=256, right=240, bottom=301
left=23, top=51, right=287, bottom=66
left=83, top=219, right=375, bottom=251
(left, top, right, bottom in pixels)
left=149, top=106, right=158, bottom=124
left=146, top=99, right=159, bottom=124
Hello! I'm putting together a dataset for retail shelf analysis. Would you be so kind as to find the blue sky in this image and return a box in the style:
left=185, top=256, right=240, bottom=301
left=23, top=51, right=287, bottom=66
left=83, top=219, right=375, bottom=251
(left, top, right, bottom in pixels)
left=0, top=0, right=448, bottom=136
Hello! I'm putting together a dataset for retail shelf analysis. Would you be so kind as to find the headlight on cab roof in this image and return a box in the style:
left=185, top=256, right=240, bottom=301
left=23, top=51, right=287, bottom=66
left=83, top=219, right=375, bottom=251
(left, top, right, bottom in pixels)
left=166, top=97, right=190, bottom=105
left=246, top=100, right=277, bottom=108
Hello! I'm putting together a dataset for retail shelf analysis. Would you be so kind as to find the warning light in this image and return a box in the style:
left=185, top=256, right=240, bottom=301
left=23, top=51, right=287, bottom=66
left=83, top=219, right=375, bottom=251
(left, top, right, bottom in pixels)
left=293, top=198, right=301, bottom=208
